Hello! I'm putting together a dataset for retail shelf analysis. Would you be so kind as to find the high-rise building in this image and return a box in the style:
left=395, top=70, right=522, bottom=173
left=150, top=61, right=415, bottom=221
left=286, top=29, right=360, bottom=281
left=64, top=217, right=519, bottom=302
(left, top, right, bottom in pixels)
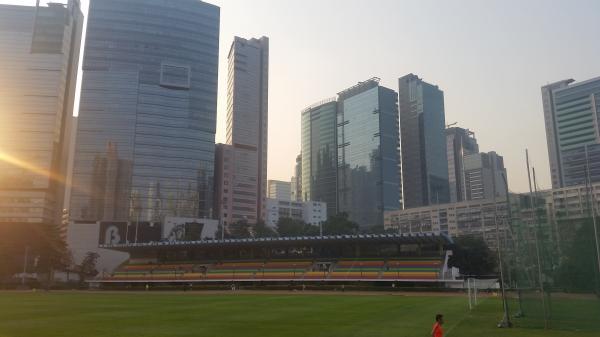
left=542, top=77, right=600, bottom=188
left=268, top=180, right=292, bottom=201
left=463, top=151, right=507, bottom=200
left=214, top=144, right=235, bottom=226
left=0, top=1, right=83, bottom=225
left=337, top=78, right=401, bottom=226
left=446, top=127, right=479, bottom=202
left=301, top=98, right=338, bottom=216
left=71, top=0, right=220, bottom=223
left=399, top=74, right=449, bottom=208
left=291, top=154, right=302, bottom=202
left=218, top=36, right=269, bottom=224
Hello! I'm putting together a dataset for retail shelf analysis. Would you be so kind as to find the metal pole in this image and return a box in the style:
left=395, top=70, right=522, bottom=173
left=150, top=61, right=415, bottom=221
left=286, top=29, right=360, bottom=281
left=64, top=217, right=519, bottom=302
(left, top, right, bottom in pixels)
left=21, top=246, right=29, bottom=285
left=221, top=219, right=225, bottom=241
left=494, top=198, right=511, bottom=327
left=135, top=211, right=140, bottom=243
left=583, top=145, right=600, bottom=281
left=468, top=278, right=472, bottom=310
left=526, top=150, right=548, bottom=329
left=474, top=280, right=478, bottom=305
left=492, top=164, right=511, bottom=327
left=502, top=172, right=524, bottom=317
left=126, top=195, right=132, bottom=243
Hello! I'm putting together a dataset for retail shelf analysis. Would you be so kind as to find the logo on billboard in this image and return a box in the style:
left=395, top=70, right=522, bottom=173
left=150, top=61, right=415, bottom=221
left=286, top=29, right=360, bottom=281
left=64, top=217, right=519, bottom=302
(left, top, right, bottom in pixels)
left=104, top=225, right=122, bottom=245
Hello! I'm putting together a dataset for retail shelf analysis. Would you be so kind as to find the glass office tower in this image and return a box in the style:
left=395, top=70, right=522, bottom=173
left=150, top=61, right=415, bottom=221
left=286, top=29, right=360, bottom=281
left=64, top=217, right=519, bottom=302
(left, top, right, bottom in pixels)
left=71, top=0, right=220, bottom=222
left=542, top=76, right=600, bottom=188
left=399, top=74, right=450, bottom=208
left=301, top=99, right=337, bottom=217
left=337, top=78, right=401, bottom=226
left=446, top=127, right=479, bottom=202
left=0, top=1, right=83, bottom=225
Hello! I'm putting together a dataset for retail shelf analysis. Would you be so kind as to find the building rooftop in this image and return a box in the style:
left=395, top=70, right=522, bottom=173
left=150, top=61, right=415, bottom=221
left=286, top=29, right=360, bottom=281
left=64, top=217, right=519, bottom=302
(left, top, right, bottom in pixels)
left=101, top=232, right=453, bottom=251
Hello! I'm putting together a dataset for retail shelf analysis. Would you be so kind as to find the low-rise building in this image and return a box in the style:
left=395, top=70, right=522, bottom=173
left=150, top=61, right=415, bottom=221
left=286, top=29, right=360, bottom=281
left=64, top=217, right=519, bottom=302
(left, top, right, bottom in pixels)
left=384, top=195, right=540, bottom=248
left=384, top=198, right=509, bottom=248
left=266, top=199, right=327, bottom=228
left=546, top=182, right=600, bottom=221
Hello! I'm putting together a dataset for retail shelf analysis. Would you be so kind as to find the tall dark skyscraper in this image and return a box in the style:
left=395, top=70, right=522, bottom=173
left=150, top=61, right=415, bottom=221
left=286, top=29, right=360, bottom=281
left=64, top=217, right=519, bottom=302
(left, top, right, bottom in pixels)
left=291, top=153, right=302, bottom=202
left=398, top=74, right=449, bottom=208
left=0, top=1, right=83, bottom=225
left=71, top=0, right=220, bottom=223
left=337, top=78, right=401, bottom=226
left=301, top=98, right=338, bottom=217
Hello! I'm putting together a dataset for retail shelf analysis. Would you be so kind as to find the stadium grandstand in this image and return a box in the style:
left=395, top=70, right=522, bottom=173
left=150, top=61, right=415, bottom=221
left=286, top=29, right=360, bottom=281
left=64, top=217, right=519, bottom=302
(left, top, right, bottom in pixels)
left=96, top=233, right=460, bottom=286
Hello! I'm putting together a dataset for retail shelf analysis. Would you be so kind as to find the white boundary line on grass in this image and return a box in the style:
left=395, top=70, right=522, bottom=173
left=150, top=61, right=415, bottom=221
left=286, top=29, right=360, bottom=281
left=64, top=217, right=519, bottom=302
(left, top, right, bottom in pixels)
left=445, top=298, right=488, bottom=336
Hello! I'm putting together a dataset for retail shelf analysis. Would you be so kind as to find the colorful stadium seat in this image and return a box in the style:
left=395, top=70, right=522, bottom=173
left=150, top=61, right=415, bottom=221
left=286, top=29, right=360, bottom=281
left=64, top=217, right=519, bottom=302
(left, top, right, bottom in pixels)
left=102, top=257, right=443, bottom=282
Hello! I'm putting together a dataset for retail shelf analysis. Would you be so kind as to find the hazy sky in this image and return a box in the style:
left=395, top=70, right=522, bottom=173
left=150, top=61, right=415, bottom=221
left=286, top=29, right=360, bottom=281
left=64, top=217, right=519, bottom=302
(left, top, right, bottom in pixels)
left=5, top=0, right=600, bottom=192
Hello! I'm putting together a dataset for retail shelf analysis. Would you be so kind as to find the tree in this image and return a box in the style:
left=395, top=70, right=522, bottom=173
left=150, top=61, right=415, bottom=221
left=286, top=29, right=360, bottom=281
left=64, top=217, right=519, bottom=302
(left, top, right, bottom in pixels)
left=33, top=223, right=71, bottom=289
left=322, top=212, right=359, bottom=235
left=303, top=224, right=321, bottom=236
left=254, top=221, right=278, bottom=238
left=555, top=219, right=600, bottom=292
left=0, top=222, right=71, bottom=286
left=75, top=252, right=99, bottom=287
left=448, top=235, right=497, bottom=277
left=0, top=227, right=25, bottom=282
left=276, top=217, right=308, bottom=237
left=361, top=224, right=396, bottom=234
left=228, top=220, right=253, bottom=239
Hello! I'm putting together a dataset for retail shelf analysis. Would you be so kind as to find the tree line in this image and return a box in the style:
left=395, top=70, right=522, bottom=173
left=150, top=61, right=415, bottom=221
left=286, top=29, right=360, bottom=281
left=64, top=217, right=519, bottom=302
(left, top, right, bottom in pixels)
left=0, top=223, right=98, bottom=288
left=216, top=212, right=398, bottom=239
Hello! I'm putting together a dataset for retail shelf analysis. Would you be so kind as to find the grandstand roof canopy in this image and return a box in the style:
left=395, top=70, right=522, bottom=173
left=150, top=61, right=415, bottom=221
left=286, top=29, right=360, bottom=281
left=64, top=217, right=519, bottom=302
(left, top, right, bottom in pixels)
left=101, top=232, right=453, bottom=252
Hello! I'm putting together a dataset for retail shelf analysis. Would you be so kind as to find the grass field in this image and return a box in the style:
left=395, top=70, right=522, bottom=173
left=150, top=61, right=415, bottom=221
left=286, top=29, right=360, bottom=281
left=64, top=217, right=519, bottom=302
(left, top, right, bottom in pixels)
left=0, top=291, right=597, bottom=337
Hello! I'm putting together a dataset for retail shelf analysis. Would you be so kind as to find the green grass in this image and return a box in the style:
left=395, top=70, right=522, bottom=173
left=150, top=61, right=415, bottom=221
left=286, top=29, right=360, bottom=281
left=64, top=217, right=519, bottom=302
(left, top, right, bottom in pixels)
left=0, top=291, right=597, bottom=337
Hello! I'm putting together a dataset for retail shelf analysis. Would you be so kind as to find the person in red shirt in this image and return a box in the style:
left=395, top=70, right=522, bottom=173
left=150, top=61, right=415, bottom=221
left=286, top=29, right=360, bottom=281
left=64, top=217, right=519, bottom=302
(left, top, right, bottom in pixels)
left=431, top=314, right=444, bottom=337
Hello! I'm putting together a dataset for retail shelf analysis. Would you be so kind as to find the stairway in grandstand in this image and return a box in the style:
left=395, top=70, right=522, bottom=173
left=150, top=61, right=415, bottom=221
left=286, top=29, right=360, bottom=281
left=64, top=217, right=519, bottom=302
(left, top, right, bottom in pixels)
left=104, top=256, right=445, bottom=282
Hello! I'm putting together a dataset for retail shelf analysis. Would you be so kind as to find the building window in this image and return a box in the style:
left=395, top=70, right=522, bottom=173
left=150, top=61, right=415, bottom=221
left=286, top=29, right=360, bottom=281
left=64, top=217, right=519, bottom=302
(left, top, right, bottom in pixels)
left=160, top=62, right=191, bottom=89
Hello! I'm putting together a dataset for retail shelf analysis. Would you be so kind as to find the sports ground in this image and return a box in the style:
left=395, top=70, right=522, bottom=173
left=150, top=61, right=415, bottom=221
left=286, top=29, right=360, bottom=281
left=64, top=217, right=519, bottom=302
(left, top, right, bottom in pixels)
left=0, top=291, right=598, bottom=337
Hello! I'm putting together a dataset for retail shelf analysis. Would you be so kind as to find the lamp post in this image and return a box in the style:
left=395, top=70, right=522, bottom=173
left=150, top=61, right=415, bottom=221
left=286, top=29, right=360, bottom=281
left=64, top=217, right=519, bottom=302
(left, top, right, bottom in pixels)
left=21, top=246, right=29, bottom=286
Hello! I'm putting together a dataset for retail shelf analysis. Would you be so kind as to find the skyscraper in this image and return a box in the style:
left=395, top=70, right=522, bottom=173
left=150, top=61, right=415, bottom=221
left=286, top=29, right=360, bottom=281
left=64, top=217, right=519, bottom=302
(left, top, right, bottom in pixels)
left=0, top=1, right=83, bottom=225
left=463, top=151, right=507, bottom=200
left=337, top=78, right=401, bottom=226
left=216, top=36, right=269, bottom=224
left=268, top=180, right=292, bottom=201
left=446, top=127, right=479, bottom=202
left=398, top=74, right=449, bottom=208
left=301, top=99, right=338, bottom=216
left=291, top=154, right=302, bottom=202
left=542, top=77, right=600, bottom=188
left=71, top=0, right=220, bottom=223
